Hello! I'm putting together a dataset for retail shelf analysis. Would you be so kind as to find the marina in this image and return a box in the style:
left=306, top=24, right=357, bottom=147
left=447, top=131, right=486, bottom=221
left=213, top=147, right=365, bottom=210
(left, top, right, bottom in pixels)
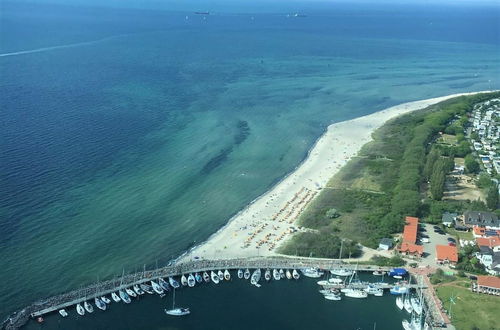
left=3, top=257, right=436, bottom=330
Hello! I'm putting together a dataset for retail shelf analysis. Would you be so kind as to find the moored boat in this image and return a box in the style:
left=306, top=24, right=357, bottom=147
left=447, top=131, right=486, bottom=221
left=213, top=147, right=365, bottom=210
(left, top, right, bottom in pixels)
left=188, top=273, right=196, bottom=287
left=250, top=268, right=261, bottom=286
left=279, top=269, right=285, bottom=279
left=390, top=286, right=409, bottom=295
left=159, top=278, right=170, bottom=291
left=95, top=297, right=107, bottom=311
left=84, top=301, right=94, bottom=313
left=372, top=270, right=385, bottom=276
left=286, top=270, right=292, bottom=279
left=396, top=296, right=404, bottom=310
left=101, top=296, right=111, bottom=304
left=237, top=269, right=244, bottom=279
left=344, top=289, right=368, bottom=298
left=292, top=269, right=300, bottom=280
left=217, top=270, right=224, bottom=281
left=134, top=284, right=145, bottom=295
left=411, top=297, right=422, bottom=315
left=169, top=277, right=180, bottom=289
left=59, top=309, right=68, bottom=317
left=273, top=269, right=280, bottom=280
left=181, top=275, right=188, bottom=286
left=301, top=267, right=323, bottom=278
left=119, top=290, right=131, bottom=304
left=195, top=273, right=203, bottom=283
left=165, top=288, right=190, bottom=316
left=402, top=319, right=412, bottom=330
left=403, top=298, right=413, bottom=314
left=126, top=287, right=137, bottom=298
left=76, top=303, right=85, bottom=316
left=324, top=293, right=342, bottom=301
left=140, top=283, right=154, bottom=294
left=111, top=292, right=121, bottom=302
left=244, top=268, right=251, bottom=280
left=203, top=272, right=210, bottom=282
left=264, top=269, right=271, bottom=281
left=330, top=268, right=353, bottom=277
left=211, top=270, right=220, bottom=284
left=224, top=269, right=231, bottom=281
left=151, top=280, right=164, bottom=294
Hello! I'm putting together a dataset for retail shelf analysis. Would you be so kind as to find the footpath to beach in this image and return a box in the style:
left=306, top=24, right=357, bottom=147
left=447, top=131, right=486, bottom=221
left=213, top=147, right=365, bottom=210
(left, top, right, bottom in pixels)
left=182, top=91, right=492, bottom=262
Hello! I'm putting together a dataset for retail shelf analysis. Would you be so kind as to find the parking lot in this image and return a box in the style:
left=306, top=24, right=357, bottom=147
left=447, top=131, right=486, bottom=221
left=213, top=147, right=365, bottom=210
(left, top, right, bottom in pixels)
left=420, top=223, right=454, bottom=267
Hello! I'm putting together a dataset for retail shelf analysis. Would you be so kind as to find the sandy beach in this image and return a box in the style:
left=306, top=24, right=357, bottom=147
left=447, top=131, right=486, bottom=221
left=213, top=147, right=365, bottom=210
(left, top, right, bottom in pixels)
left=182, top=92, right=491, bottom=261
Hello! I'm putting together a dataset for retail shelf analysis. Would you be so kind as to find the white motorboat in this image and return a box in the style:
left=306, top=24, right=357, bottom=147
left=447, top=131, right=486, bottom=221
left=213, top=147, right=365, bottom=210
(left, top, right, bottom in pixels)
left=181, top=275, right=188, bottom=286
left=244, top=268, right=251, bottom=280
left=237, top=269, right=244, bottom=279
left=119, top=290, right=131, bottom=304
left=151, top=280, right=164, bottom=294
left=292, top=269, right=300, bottom=280
left=95, top=297, right=107, bottom=311
left=273, top=269, right=280, bottom=280
left=344, top=289, right=368, bottom=298
left=264, top=269, right=271, bottom=281
left=133, top=284, right=145, bottom=295
left=279, top=269, right=285, bottom=279
left=111, top=292, right=121, bottom=302
left=217, top=270, right=224, bottom=281
left=169, top=277, right=181, bottom=289
left=330, top=268, right=353, bottom=277
left=59, top=309, right=68, bottom=317
left=396, top=296, right=404, bottom=310
left=365, top=285, right=381, bottom=295
left=195, top=273, right=203, bottom=283
left=126, top=287, right=137, bottom=298
left=317, top=280, right=329, bottom=286
left=165, top=289, right=190, bottom=316
left=159, top=278, right=170, bottom=291
left=187, top=274, right=196, bottom=287
left=402, top=319, right=412, bottom=330
left=140, top=283, right=154, bottom=294
left=76, top=303, right=85, bottom=316
left=404, top=298, right=413, bottom=314
left=372, top=270, right=385, bottom=276
left=329, top=277, right=343, bottom=284
left=224, top=269, right=231, bottom=281
left=324, top=293, right=342, bottom=301
left=286, top=270, right=292, bottom=279
left=374, top=288, right=384, bottom=296
left=301, top=268, right=323, bottom=278
left=84, top=301, right=94, bottom=313
left=394, top=275, right=403, bottom=279
left=211, top=271, right=220, bottom=284
left=411, top=297, right=422, bottom=315
left=390, top=286, right=409, bottom=295
left=250, top=268, right=261, bottom=286
left=101, top=296, right=111, bottom=304
left=203, top=272, right=210, bottom=282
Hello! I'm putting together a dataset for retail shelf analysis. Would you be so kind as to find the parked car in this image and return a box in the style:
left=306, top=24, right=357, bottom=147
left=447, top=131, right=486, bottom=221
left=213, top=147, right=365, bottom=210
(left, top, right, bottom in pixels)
left=448, top=242, right=456, bottom=246
left=433, top=225, right=440, bottom=230
left=421, top=238, right=430, bottom=243
left=447, top=237, right=456, bottom=243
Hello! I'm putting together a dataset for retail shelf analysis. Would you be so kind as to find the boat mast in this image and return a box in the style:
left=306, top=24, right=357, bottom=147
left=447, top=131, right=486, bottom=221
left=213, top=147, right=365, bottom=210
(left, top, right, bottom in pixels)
left=172, top=288, right=176, bottom=309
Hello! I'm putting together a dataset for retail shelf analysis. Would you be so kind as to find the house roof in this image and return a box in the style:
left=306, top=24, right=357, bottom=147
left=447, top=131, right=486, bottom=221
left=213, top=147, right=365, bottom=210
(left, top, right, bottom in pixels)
left=477, top=275, right=500, bottom=289
left=464, top=211, right=500, bottom=227
left=476, top=237, right=500, bottom=248
left=442, top=212, right=457, bottom=223
left=473, top=226, right=485, bottom=236
left=402, top=216, right=419, bottom=244
left=399, top=242, right=423, bottom=255
left=380, top=238, right=393, bottom=246
left=436, top=245, right=458, bottom=263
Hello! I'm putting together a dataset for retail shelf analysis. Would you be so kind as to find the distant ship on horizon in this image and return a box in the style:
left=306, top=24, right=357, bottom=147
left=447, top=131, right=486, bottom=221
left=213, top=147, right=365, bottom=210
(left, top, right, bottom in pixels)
left=195, top=11, right=210, bottom=15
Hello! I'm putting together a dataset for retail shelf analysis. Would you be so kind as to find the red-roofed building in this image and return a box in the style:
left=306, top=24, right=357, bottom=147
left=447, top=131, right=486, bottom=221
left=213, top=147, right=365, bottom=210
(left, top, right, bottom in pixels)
left=476, top=237, right=500, bottom=252
left=473, top=276, right=500, bottom=295
left=473, top=226, right=486, bottom=238
left=436, top=245, right=458, bottom=266
left=402, top=216, right=419, bottom=244
left=399, top=242, right=424, bottom=257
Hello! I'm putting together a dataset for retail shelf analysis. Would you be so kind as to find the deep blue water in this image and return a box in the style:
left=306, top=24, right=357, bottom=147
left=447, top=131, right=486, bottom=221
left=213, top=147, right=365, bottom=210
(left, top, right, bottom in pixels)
left=1, top=1, right=499, bottom=328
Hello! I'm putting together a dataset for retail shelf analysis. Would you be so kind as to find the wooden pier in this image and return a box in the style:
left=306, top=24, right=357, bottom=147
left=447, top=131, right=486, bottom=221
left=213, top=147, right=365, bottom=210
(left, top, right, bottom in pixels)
left=1, top=256, right=425, bottom=330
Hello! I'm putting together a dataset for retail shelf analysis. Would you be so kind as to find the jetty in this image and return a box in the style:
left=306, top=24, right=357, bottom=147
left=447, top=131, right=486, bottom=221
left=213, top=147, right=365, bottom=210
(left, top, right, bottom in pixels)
left=2, top=256, right=429, bottom=330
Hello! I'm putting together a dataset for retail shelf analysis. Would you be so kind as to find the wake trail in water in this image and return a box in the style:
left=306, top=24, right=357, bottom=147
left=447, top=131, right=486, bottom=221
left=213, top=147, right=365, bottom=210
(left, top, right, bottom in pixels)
left=0, top=34, right=129, bottom=58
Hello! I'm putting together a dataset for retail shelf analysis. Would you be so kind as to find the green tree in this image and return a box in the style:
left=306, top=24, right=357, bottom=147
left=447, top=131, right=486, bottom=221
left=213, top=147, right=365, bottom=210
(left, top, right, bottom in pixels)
left=325, top=208, right=340, bottom=219
left=430, top=159, right=446, bottom=200
left=486, top=185, right=499, bottom=210
left=424, top=148, right=440, bottom=180
left=465, top=154, right=480, bottom=173
left=476, top=174, right=493, bottom=189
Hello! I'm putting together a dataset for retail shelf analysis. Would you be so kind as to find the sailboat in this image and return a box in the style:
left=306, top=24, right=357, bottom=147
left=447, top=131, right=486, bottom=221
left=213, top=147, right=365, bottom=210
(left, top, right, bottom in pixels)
left=95, top=297, right=107, bottom=311
left=165, top=288, right=190, bottom=316
left=126, top=287, right=137, bottom=298
left=140, top=283, right=154, bottom=294
left=217, top=270, right=224, bottom=281
left=224, top=270, right=231, bottom=281
left=244, top=268, right=251, bottom=280
left=279, top=269, right=285, bottom=279
left=203, top=272, right=210, bottom=282
left=76, top=303, right=85, bottom=316
left=151, top=280, right=164, bottom=295
left=211, top=270, right=220, bottom=284
left=330, top=241, right=354, bottom=276
left=58, top=309, right=68, bottom=317
left=181, top=275, right=188, bottom=286
left=84, top=300, right=94, bottom=313
left=273, top=269, right=280, bottom=280
left=100, top=296, right=111, bottom=304
left=301, top=267, right=323, bottom=278
left=237, top=269, right=244, bottom=279
left=250, top=268, right=261, bottom=286
left=292, top=269, right=300, bottom=280
left=396, top=296, right=404, bottom=310
left=403, top=294, right=413, bottom=314
left=159, top=277, right=170, bottom=291
left=111, top=292, right=121, bottom=302
left=264, top=269, right=271, bottom=281
left=188, top=273, right=196, bottom=287
left=285, top=270, right=292, bottom=279
left=411, top=296, right=423, bottom=315
left=324, top=292, right=342, bottom=301
left=169, top=277, right=180, bottom=289
left=133, top=284, right=145, bottom=295
left=119, top=290, right=131, bottom=304
left=195, top=273, right=203, bottom=283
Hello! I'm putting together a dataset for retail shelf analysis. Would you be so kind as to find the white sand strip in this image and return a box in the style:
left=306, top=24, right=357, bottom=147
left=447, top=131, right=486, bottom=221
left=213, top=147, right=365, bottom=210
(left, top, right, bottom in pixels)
left=182, top=91, right=494, bottom=261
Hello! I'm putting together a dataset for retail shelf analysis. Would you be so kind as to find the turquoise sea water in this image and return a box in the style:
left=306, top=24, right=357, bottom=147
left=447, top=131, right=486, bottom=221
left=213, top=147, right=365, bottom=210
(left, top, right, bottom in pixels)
left=1, top=1, right=499, bottom=328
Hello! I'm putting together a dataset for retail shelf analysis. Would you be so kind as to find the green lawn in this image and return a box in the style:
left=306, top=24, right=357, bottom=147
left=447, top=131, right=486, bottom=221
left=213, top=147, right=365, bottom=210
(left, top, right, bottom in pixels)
left=445, top=227, right=474, bottom=241
left=436, top=283, right=500, bottom=330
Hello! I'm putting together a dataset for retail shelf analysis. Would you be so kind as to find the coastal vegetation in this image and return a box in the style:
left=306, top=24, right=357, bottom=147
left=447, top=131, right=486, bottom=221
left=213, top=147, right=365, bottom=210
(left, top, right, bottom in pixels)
left=280, top=92, right=500, bottom=257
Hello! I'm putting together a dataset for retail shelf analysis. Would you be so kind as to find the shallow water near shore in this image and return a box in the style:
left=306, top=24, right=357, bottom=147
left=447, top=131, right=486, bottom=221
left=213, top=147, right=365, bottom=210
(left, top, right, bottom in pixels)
left=1, top=1, right=500, bottom=327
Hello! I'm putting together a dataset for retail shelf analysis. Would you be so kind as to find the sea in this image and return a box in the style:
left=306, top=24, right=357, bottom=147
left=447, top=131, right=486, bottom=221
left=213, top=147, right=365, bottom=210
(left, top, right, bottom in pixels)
left=1, top=1, right=499, bottom=329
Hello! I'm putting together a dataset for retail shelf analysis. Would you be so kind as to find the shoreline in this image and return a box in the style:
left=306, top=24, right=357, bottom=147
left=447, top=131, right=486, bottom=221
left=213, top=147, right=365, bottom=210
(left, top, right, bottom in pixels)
left=180, top=91, right=494, bottom=262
